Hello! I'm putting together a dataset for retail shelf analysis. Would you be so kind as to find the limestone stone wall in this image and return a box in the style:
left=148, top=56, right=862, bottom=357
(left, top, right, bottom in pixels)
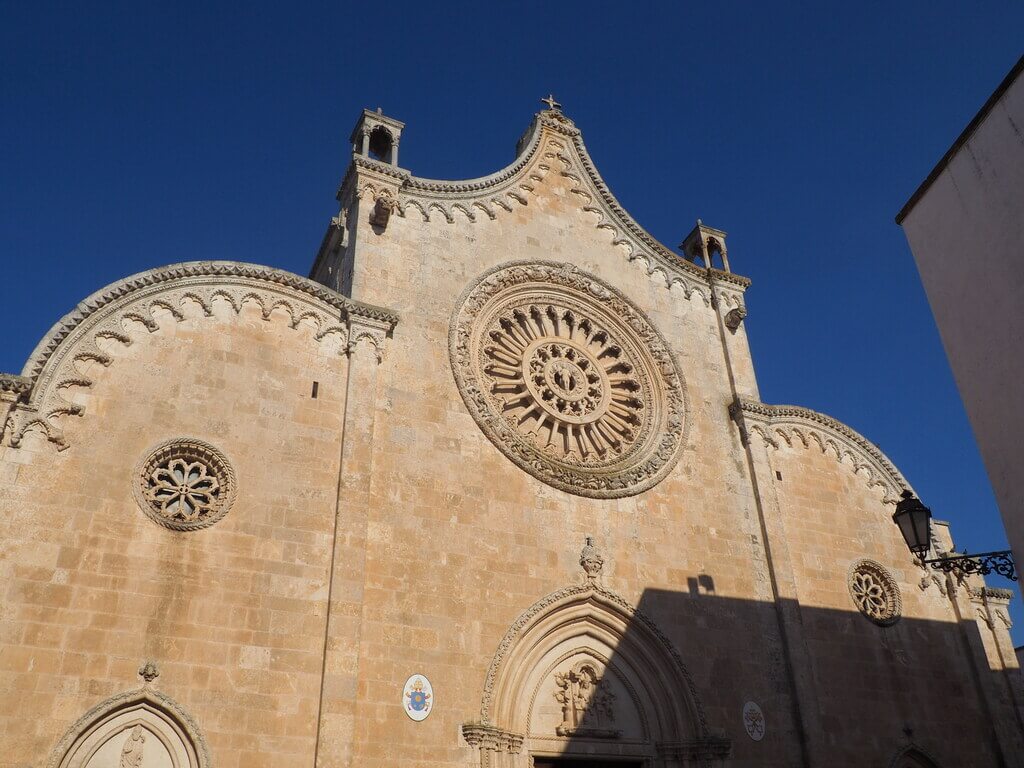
left=328, top=126, right=803, bottom=768
left=2, top=107, right=1021, bottom=768
left=0, top=294, right=351, bottom=768
left=764, top=438, right=1010, bottom=765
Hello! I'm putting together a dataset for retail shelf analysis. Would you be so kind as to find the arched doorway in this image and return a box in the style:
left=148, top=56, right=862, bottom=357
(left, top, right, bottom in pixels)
left=464, top=580, right=730, bottom=768
left=48, top=688, right=209, bottom=768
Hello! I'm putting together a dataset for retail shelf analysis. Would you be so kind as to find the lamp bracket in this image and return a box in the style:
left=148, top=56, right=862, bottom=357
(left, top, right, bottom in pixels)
left=924, top=550, right=1017, bottom=581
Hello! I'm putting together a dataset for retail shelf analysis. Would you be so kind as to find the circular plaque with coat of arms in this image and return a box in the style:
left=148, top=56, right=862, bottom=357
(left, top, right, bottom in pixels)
left=449, top=261, right=687, bottom=498
left=403, top=674, right=434, bottom=721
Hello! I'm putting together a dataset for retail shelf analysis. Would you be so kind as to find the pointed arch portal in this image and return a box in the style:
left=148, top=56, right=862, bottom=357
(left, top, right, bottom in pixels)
left=464, top=582, right=730, bottom=768
left=47, top=688, right=209, bottom=768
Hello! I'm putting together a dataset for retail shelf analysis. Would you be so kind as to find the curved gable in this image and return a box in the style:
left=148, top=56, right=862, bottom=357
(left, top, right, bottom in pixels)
left=3, top=261, right=397, bottom=450
left=732, top=397, right=911, bottom=503
left=381, top=110, right=749, bottom=307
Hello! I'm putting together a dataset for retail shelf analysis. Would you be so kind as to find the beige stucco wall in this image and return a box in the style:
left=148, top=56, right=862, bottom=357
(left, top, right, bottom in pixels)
left=900, top=62, right=1024, bottom=573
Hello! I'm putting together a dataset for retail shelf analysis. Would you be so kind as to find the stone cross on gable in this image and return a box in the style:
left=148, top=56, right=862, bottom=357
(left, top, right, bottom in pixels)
left=541, top=94, right=562, bottom=111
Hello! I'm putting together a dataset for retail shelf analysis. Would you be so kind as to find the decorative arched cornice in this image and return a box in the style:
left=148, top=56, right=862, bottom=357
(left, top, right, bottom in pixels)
left=478, top=580, right=708, bottom=737
left=730, top=398, right=911, bottom=503
left=3, top=261, right=398, bottom=450
left=46, top=686, right=211, bottom=768
left=363, top=110, right=749, bottom=307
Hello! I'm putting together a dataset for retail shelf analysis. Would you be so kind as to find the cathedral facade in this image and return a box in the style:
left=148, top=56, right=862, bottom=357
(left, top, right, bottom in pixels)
left=1, top=103, right=1022, bottom=768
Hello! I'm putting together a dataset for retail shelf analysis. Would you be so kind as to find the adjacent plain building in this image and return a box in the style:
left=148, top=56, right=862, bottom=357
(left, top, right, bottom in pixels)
left=897, top=55, right=1024, bottom=581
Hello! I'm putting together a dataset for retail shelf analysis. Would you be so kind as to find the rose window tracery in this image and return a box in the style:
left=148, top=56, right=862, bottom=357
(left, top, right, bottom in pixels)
left=848, top=559, right=901, bottom=626
left=134, top=439, right=235, bottom=531
left=451, top=261, right=685, bottom=497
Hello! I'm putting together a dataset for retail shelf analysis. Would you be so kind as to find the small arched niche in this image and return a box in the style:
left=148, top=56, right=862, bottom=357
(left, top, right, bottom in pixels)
left=49, top=690, right=208, bottom=768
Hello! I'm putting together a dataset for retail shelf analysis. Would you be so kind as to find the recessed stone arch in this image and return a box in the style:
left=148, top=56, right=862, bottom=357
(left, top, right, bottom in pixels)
left=464, top=582, right=730, bottom=768
left=888, top=744, right=942, bottom=768
left=47, top=688, right=210, bottom=768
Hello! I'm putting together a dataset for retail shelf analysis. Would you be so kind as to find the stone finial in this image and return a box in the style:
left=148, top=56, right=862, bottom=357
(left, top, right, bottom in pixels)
left=138, top=661, right=159, bottom=685
left=541, top=94, right=562, bottom=111
left=580, top=536, right=604, bottom=580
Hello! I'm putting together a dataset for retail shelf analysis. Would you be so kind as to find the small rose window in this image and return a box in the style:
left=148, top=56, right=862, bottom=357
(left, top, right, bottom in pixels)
left=848, top=559, right=901, bottom=626
left=134, top=439, right=235, bottom=530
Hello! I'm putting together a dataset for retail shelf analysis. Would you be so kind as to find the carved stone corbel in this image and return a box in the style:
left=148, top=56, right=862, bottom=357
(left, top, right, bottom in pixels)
left=369, top=190, right=396, bottom=229
left=724, top=306, right=747, bottom=332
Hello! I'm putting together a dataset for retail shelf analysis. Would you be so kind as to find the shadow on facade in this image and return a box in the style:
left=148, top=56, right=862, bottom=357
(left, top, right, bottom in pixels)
left=475, top=572, right=1024, bottom=768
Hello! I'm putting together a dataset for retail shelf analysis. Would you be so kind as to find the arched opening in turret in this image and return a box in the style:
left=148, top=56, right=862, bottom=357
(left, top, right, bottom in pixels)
left=368, top=126, right=394, bottom=163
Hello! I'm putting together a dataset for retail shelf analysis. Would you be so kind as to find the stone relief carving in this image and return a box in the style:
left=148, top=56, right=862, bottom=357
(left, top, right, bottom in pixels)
left=919, top=572, right=947, bottom=596
left=848, top=559, right=902, bottom=626
left=731, top=398, right=909, bottom=503
left=2, top=262, right=398, bottom=451
left=138, top=661, right=159, bottom=685
left=553, top=661, right=619, bottom=738
left=133, top=438, right=236, bottom=531
left=119, top=725, right=145, bottom=768
left=579, top=536, right=604, bottom=580
left=450, top=261, right=686, bottom=498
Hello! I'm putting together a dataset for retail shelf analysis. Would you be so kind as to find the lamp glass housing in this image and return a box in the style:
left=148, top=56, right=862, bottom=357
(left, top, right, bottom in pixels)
left=893, top=490, right=932, bottom=558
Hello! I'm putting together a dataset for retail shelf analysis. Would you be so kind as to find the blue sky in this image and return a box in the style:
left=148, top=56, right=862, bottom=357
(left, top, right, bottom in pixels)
left=2, top=3, right=1022, bottom=638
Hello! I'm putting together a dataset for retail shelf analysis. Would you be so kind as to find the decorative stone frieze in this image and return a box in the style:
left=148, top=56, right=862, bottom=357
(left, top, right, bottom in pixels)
left=450, top=261, right=686, bottom=498
left=730, top=398, right=909, bottom=503
left=460, top=723, right=524, bottom=754
left=2, top=261, right=398, bottom=451
left=848, top=559, right=902, bottom=626
left=133, top=438, right=236, bottom=531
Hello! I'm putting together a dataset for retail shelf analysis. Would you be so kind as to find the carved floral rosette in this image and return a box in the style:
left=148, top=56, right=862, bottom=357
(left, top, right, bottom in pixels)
left=133, top=438, right=236, bottom=531
left=848, top=559, right=902, bottom=626
left=450, top=261, right=685, bottom=498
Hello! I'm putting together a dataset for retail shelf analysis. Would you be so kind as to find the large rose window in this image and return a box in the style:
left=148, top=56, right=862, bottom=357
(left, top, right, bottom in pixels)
left=450, top=262, right=685, bottom=497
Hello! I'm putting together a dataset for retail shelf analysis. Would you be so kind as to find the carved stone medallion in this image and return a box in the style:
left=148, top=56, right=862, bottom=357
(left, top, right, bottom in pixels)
left=133, top=439, right=236, bottom=531
left=848, top=559, right=902, bottom=626
left=450, top=261, right=685, bottom=498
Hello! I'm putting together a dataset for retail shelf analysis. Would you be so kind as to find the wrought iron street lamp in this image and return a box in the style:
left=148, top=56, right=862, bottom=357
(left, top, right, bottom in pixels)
left=892, top=490, right=1017, bottom=581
